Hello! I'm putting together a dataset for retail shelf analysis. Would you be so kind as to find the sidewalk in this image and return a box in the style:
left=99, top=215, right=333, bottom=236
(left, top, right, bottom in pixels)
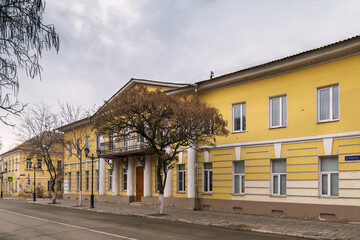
left=8, top=197, right=360, bottom=240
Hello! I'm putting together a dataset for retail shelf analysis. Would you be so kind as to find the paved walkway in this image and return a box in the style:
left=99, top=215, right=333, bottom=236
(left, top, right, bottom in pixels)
left=4, top=197, right=360, bottom=240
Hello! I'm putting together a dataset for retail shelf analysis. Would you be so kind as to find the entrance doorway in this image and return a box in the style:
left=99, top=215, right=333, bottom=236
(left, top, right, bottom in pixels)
left=136, top=167, right=144, bottom=202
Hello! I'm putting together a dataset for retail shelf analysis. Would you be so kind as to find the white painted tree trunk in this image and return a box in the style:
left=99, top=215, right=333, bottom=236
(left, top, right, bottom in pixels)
left=51, top=191, right=56, bottom=204
left=158, top=194, right=164, bottom=215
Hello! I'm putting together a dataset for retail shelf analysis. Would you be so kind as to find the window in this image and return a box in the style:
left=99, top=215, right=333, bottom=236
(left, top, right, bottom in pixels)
left=317, top=84, right=339, bottom=122
left=37, top=159, right=42, bottom=169
left=76, top=139, right=81, bottom=156
left=203, top=162, right=212, bottom=193
left=68, top=142, right=72, bottom=157
left=233, top=161, right=245, bottom=194
left=269, top=95, right=287, bottom=128
left=122, top=168, right=127, bottom=191
left=85, top=136, right=90, bottom=149
left=15, top=158, right=18, bottom=171
left=85, top=171, right=89, bottom=191
left=177, top=164, right=186, bottom=192
left=155, top=167, right=163, bottom=193
left=95, top=170, right=99, bottom=191
left=68, top=172, right=72, bottom=191
left=57, top=161, right=62, bottom=170
left=320, top=156, right=339, bottom=197
left=57, top=181, right=62, bottom=191
left=108, top=169, right=113, bottom=190
left=96, top=134, right=100, bottom=151
left=26, top=158, right=32, bottom=169
left=232, top=103, right=246, bottom=132
left=271, top=159, right=286, bottom=196
left=12, top=159, right=14, bottom=171
left=108, top=131, right=114, bottom=150
left=76, top=171, right=80, bottom=191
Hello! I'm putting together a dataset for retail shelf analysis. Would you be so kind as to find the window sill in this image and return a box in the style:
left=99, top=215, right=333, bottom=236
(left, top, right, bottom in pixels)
left=319, top=195, right=339, bottom=199
left=269, top=125, right=287, bottom=130
left=232, top=193, right=245, bottom=196
left=201, top=192, right=212, bottom=195
left=317, top=119, right=339, bottom=124
left=270, top=194, right=287, bottom=198
left=177, top=191, right=186, bottom=194
left=231, top=130, right=246, bottom=134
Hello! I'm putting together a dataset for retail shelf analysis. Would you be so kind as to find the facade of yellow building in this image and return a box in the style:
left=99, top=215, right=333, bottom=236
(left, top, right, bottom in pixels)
left=0, top=141, right=63, bottom=197
left=61, top=37, right=360, bottom=221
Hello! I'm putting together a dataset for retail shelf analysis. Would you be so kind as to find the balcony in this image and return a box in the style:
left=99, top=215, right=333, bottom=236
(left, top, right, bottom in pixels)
left=99, top=136, right=153, bottom=158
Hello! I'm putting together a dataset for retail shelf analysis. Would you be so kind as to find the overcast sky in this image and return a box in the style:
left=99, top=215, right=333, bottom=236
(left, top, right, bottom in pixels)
left=1, top=0, right=360, bottom=153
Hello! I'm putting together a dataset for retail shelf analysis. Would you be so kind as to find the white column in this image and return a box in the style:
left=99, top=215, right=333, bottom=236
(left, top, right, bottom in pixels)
left=112, top=159, right=119, bottom=196
left=164, top=168, right=173, bottom=197
left=144, top=155, right=152, bottom=197
left=188, top=147, right=196, bottom=198
left=99, top=158, right=106, bottom=195
left=127, top=158, right=134, bottom=196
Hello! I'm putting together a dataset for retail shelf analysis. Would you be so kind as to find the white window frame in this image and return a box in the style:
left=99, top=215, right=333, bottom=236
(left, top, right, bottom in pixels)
left=271, top=159, right=286, bottom=196
left=231, top=102, right=246, bottom=133
left=317, top=84, right=339, bottom=123
left=177, top=164, right=186, bottom=193
left=26, top=158, right=32, bottom=169
left=320, top=156, right=339, bottom=197
left=269, top=95, right=287, bottom=128
left=68, top=141, right=72, bottom=157
left=203, top=162, right=213, bottom=193
left=85, top=136, right=90, bottom=149
left=37, top=159, right=42, bottom=169
left=233, top=161, right=245, bottom=195
left=85, top=171, right=89, bottom=191
left=122, top=168, right=127, bottom=191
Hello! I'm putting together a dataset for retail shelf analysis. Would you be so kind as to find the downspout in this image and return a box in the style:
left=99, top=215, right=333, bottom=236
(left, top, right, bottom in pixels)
left=193, top=84, right=199, bottom=200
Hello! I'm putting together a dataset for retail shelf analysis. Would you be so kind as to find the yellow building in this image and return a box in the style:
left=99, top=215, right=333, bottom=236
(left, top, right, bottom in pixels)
left=0, top=140, right=63, bottom=197
left=61, top=37, right=360, bottom=222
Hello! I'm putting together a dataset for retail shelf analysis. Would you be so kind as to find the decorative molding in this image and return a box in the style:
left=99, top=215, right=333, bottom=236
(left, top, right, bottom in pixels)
left=323, top=138, right=333, bottom=156
left=204, top=150, right=210, bottom=162
left=235, top=147, right=241, bottom=160
left=274, top=143, right=282, bottom=159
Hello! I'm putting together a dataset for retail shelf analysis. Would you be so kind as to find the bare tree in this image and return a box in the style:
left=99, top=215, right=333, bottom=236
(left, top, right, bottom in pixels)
left=94, top=85, right=229, bottom=214
left=17, top=102, right=63, bottom=203
left=58, top=102, right=95, bottom=206
left=0, top=0, right=60, bottom=126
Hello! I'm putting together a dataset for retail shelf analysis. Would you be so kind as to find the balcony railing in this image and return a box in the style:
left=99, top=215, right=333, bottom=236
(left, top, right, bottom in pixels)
left=99, top=136, right=148, bottom=156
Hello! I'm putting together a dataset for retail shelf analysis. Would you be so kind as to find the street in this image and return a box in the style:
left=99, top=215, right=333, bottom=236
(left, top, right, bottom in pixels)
left=0, top=200, right=302, bottom=240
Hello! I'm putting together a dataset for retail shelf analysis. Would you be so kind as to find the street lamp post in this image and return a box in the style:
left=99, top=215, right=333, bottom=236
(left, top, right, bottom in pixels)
left=84, top=147, right=101, bottom=208
left=1, top=172, right=3, bottom=199
left=33, top=164, right=36, bottom=202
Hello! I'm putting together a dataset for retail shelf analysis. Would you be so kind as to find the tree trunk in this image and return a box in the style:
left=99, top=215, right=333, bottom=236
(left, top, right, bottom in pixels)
left=158, top=193, right=164, bottom=215
left=51, top=191, right=56, bottom=204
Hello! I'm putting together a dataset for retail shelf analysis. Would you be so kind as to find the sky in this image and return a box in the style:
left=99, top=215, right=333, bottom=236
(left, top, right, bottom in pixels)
left=1, top=0, right=360, bottom=153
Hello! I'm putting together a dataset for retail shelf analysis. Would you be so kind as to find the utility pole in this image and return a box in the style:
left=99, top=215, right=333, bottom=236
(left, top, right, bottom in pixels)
left=33, top=164, right=36, bottom=202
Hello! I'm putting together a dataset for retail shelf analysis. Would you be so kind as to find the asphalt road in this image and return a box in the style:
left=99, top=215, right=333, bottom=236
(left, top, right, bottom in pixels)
left=0, top=200, right=302, bottom=240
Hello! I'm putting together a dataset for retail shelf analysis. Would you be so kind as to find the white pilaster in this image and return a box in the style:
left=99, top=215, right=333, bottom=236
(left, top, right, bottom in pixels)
left=99, top=158, right=106, bottom=195
left=144, top=155, right=152, bottom=197
left=188, top=147, right=196, bottom=198
left=164, top=168, right=173, bottom=197
left=112, top=159, right=119, bottom=196
left=127, top=158, right=134, bottom=196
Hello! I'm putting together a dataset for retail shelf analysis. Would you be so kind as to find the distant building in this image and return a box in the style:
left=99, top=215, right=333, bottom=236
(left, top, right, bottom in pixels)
left=0, top=138, right=63, bottom=197
left=60, top=36, right=360, bottom=222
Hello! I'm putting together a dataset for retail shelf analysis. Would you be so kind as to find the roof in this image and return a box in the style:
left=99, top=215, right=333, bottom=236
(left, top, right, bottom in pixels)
left=167, top=35, right=360, bottom=95
left=93, top=78, right=190, bottom=117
